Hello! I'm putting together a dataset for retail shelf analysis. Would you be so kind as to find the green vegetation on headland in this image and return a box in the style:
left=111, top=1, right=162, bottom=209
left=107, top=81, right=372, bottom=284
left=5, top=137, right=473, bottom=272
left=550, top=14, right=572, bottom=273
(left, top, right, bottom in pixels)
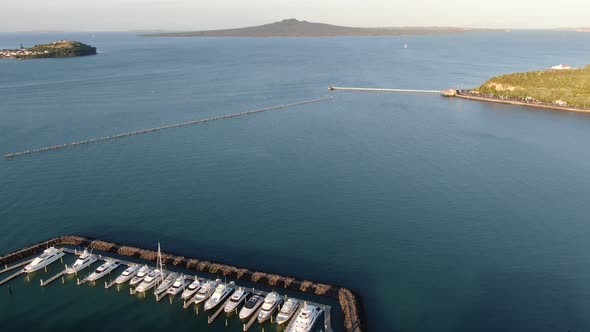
left=472, top=65, right=590, bottom=109
left=0, top=40, right=97, bottom=59
left=142, top=18, right=495, bottom=37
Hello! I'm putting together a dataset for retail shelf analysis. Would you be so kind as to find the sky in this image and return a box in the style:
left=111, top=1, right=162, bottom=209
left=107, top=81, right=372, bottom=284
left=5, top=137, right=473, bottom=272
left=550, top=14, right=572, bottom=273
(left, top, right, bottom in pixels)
left=1, top=0, right=588, bottom=32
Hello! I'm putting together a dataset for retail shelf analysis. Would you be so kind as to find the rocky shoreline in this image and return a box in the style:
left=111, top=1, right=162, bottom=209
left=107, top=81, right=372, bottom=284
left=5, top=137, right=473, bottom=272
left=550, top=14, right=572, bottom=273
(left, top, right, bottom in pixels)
left=455, top=91, right=590, bottom=114
left=0, top=235, right=363, bottom=332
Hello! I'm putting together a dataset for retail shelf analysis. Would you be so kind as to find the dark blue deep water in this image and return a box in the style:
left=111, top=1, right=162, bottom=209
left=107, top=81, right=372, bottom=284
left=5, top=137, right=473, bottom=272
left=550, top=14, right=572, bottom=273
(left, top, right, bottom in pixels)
left=1, top=31, right=590, bottom=331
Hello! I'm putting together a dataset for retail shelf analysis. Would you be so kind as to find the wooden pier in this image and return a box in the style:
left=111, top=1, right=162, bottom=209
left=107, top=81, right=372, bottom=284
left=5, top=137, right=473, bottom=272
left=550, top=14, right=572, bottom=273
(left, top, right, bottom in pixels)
left=4, top=96, right=334, bottom=159
left=0, top=259, right=33, bottom=275
left=329, top=86, right=442, bottom=94
left=40, top=268, right=66, bottom=286
left=0, top=269, right=24, bottom=287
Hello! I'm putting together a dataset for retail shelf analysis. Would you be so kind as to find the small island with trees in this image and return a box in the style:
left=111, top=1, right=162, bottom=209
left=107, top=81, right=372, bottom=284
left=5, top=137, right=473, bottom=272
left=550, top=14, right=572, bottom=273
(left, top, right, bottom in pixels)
left=0, top=40, right=97, bottom=59
left=453, top=64, right=590, bottom=113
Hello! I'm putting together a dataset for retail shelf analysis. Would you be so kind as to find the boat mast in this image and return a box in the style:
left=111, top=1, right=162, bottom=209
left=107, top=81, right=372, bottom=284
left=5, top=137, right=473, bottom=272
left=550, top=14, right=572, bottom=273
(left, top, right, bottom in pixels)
left=157, top=242, right=164, bottom=283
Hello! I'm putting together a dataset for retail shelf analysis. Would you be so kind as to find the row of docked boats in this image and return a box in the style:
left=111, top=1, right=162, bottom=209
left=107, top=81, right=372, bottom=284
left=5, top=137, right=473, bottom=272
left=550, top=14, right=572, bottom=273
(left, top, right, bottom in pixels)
left=20, top=246, right=324, bottom=332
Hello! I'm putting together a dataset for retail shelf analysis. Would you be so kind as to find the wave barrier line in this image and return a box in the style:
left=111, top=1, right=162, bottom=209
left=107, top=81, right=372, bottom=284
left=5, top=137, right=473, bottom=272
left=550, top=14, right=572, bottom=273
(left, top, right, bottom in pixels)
left=4, top=96, right=334, bottom=159
left=329, top=86, right=441, bottom=93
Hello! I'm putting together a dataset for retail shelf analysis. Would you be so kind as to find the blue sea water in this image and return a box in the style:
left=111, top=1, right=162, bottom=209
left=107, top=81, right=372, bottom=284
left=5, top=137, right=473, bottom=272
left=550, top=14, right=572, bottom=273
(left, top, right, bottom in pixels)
left=1, top=31, right=590, bottom=331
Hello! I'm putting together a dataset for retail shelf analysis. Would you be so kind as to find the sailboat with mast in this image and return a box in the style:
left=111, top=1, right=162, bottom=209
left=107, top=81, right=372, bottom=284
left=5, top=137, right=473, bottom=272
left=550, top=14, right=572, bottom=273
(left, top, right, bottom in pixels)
left=135, top=242, right=167, bottom=293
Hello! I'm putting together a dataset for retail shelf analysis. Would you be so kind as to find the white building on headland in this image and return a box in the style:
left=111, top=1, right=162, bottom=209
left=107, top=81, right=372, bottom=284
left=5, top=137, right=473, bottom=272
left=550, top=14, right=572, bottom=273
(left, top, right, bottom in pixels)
left=551, top=64, right=572, bottom=70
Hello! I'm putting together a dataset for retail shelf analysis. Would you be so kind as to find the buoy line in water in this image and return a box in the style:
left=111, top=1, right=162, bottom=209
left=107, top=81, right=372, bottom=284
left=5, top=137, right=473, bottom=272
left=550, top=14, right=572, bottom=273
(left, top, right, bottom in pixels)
left=5, top=96, right=334, bottom=159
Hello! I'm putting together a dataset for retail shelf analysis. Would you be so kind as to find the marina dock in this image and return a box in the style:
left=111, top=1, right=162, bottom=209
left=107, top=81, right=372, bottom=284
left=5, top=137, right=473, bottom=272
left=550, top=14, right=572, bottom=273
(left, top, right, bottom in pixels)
left=0, top=235, right=362, bottom=332
left=4, top=96, right=333, bottom=159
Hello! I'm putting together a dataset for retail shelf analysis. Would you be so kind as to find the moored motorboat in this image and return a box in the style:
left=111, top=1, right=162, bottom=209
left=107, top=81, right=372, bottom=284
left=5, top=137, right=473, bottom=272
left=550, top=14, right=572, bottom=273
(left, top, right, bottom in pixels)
left=193, top=279, right=218, bottom=305
left=239, top=294, right=264, bottom=320
left=154, top=272, right=178, bottom=296
left=129, top=265, right=151, bottom=286
left=135, top=268, right=164, bottom=293
left=167, top=275, right=190, bottom=296
left=23, top=247, right=65, bottom=273
left=224, top=287, right=250, bottom=313
left=65, top=249, right=97, bottom=275
left=86, top=260, right=120, bottom=282
left=204, top=283, right=234, bottom=311
left=258, top=291, right=282, bottom=323
left=276, top=298, right=300, bottom=325
left=114, top=264, right=141, bottom=284
left=286, top=304, right=323, bottom=332
left=181, top=278, right=201, bottom=300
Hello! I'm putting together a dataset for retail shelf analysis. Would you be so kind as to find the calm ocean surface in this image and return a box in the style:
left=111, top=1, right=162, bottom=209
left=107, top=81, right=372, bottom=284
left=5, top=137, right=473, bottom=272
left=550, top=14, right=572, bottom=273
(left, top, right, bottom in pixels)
left=1, top=31, right=590, bottom=331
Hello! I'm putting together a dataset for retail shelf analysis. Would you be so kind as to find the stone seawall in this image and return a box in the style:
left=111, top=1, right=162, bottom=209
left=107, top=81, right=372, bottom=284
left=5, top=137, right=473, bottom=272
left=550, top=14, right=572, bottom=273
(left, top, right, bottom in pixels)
left=0, top=235, right=363, bottom=332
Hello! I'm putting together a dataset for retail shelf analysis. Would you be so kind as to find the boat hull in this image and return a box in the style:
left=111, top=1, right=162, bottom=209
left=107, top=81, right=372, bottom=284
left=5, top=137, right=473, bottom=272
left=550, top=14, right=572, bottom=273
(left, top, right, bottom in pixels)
left=23, top=251, right=65, bottom=273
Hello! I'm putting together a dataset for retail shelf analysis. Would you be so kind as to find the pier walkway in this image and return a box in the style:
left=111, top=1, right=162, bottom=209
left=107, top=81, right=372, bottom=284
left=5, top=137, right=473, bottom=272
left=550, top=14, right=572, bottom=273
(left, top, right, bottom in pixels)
left=329, top=86, right=442, bottom=94
left=0, top=259, right=33, bottom=275
left=4, top=96, right=333, bottom=159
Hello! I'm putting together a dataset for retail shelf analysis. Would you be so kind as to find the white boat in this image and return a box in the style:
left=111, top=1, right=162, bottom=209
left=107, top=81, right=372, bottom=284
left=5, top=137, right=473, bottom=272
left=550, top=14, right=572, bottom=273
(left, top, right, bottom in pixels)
left=167, top=275, right=190, bottom=296
left=135, top=242, right=166, bottom=293
left=181, top=278, right=201, bottom=300
left=154, top=272, right=178, bottom=296
left=224, top=287, right=250, bottom=313
left=258, top=291, right=282, bottom=323
left=193, top=279, right=218, bottom=304
left=65, top=249, right=96, bottom=275
left=24, top=247, right=65, bottom=273
left=135, top=268, right=164, bottom=293
left=276, top=298, right=300, bottom=325
left=239, top=294, right=264, bottom=320
left=114, top=264, right=141, bottom=284
left=86, top=260, right=120, bottom=282
left=286, top=304, right=323, bottom=332
left=204, top=283, right=234, bottom=310
left=129, top=265, right=151, bottom=286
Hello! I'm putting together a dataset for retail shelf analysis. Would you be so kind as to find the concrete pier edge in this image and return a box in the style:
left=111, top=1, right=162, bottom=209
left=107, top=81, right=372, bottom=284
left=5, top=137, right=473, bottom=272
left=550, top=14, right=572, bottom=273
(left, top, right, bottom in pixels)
left=0, top=235, right=363, bottom=332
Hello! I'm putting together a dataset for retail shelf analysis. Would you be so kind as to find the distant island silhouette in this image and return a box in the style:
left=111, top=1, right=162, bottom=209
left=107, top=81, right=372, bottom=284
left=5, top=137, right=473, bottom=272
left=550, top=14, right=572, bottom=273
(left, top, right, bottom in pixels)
left=142, top=18, right=493, bottom=37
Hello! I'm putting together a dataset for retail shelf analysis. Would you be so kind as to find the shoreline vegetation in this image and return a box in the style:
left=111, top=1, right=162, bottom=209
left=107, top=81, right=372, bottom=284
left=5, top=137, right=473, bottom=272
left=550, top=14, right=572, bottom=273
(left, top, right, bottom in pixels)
left=452, top=64, right=590, bottom=113
left=141, top=18, right=497, bottom=37
left=0, top=235, right=364, bottom=332
left=0, top=40, right=96, bottom=59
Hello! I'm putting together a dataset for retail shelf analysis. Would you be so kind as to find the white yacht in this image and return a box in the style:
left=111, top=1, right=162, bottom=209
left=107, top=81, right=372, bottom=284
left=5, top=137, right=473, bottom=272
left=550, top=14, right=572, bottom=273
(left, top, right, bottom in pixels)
left=129, top=265, right=151, bottom=286
left=193, top=279, right=218, bottom=305
left=135, top=268, right=164, bottom=293
left=286, top=304, right=323, bottom=332
left=181, top=278, right=201, bottom=300
left=167, top=275, right=190, bottom=296
left=224, top=287, right=250, bottom=313
left=154, top=272, right=178, bottom=296
left=135, top=242, right=166, bottom=293
left=204, top=283, right=234, bottom=311
left=23, top=247, right=65, bottom=273
left=86, top=260, right=120, bottom=282
left=239, top=294, right=264, bottom=320
left=276, top=298, right=300, bottom=325
left=114, top=264, right=141, bottom=284
left=258, top=291, right=282, bottom=323
left=65, top=249, right=96, bottom=275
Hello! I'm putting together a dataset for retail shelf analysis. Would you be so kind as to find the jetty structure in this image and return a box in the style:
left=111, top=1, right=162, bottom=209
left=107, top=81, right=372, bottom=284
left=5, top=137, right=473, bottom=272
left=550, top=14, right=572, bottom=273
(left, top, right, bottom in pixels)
left=4, top=96, right=333, bottom=159
left=0, top=235, right=363, bottom=332
left=329, top=85, right=590, bottom=113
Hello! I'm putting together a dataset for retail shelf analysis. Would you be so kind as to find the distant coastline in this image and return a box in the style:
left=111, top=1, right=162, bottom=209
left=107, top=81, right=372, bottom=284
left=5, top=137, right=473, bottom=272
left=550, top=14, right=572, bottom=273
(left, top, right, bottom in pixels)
left=0, top=40, right=96, bottom=59
left=141, top=18, right=497, bottom=37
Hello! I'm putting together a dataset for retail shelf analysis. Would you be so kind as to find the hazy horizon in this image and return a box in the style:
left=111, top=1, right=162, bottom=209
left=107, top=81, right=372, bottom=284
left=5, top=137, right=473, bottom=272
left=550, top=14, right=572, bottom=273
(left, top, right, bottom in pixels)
left=1, top=0, right=589, bottom=32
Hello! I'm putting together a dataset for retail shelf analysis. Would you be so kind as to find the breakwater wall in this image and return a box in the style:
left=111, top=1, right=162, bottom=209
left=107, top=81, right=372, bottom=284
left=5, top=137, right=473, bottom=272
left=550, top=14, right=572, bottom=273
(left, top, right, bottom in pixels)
left=0, top=235, right=362, bottom=332
left=455, top=93, right=590, bottom=114
left=4, top=96, right=334, bottom=159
